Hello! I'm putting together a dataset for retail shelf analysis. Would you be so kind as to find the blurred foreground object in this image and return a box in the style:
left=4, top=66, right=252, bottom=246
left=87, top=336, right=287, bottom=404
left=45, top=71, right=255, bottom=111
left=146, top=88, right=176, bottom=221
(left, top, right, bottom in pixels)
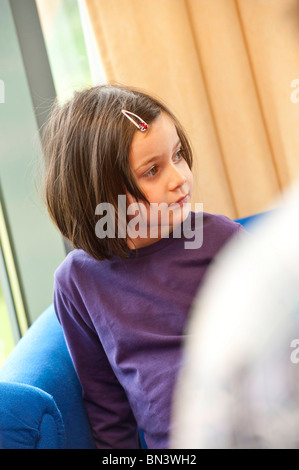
left=171, top=185, right=299, bottom=449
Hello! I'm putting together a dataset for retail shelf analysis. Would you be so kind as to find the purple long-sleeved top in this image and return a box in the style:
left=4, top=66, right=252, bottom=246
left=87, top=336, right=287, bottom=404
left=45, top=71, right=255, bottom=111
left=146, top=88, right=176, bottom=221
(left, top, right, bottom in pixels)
left=53, top=211, right=244, bottom=449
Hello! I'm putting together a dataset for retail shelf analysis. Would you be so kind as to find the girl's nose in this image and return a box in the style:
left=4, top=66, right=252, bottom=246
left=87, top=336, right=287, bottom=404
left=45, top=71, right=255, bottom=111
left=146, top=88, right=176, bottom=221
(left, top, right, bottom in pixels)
left=168, top=165, right=187, bottom=191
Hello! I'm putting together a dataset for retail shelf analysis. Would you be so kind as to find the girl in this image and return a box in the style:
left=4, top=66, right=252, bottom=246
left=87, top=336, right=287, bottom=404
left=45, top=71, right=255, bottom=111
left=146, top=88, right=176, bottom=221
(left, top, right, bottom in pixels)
left=42, top=84, right=244, bottom=449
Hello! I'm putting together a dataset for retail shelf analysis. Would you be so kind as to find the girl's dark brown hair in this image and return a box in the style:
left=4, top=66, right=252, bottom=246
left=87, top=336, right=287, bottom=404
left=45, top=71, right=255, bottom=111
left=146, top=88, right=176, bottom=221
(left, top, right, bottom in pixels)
left=42, top=84, right=193, bottom=261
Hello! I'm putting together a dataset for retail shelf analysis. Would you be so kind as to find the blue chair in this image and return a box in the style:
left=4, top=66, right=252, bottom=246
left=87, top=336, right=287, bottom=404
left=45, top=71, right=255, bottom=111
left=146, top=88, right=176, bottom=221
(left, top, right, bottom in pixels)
left=0, top=213, right=261, bottom=449
left=0, top=305, right=96, bottom=449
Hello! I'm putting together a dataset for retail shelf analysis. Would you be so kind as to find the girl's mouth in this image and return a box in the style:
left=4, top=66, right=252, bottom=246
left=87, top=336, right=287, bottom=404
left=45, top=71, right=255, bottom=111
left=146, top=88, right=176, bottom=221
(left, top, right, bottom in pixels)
left=170, top=194, right=190, bottom=207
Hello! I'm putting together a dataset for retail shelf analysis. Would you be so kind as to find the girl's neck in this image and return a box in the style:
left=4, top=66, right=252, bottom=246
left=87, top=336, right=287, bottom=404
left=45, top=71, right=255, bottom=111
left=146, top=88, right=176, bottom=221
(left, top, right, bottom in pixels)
left=127, top=224, right=174, bottom=250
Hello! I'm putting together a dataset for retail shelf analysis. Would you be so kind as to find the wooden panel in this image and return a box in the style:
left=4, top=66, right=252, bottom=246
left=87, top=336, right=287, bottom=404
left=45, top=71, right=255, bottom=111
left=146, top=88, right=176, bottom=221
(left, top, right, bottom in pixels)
left=187, top=0, right=281, bottom=217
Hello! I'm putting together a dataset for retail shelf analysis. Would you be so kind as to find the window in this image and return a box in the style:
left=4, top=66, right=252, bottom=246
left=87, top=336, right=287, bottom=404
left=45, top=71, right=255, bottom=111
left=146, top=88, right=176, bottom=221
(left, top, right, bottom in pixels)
left=0, top=282, right=14, bottom=368
left=0, top=0, right=103, bottom=367
left=36, top=0, right=96, bottom=103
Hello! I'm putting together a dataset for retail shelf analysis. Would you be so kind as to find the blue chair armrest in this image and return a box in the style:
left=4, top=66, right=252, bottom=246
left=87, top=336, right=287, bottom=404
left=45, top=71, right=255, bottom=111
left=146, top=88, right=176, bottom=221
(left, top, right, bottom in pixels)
left=0, top=304, right=95, bottom=449
left=0, top=382, right=64, bottom=449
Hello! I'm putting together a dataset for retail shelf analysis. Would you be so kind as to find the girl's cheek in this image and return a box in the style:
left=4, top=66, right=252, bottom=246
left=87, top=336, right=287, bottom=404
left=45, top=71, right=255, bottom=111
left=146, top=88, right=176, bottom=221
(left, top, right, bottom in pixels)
left=189, top=171, right=194, bottom=190
left=185, top=165, right=193, bottom=187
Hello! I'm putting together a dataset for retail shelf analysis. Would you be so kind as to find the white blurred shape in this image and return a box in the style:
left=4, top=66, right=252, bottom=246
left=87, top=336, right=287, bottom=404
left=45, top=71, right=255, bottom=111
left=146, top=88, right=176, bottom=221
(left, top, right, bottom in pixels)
left=171, top=184, right=299, bottom=449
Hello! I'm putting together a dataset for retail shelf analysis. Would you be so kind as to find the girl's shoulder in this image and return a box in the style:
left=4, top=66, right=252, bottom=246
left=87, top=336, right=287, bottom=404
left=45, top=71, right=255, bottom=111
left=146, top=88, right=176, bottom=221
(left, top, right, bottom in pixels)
left=201, top=211, right=244, bottom=231
left=192, top=211, right=246, bottom=256
left=53, top=212, right=244, bottom=289
left=54, top=248, right=104, bottom=294
left=192, top=210, right=245, bottom=238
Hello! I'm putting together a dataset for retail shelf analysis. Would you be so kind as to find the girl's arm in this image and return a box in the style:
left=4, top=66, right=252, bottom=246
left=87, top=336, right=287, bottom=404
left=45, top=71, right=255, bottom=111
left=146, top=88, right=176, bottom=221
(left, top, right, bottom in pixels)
left=53, top=284, right=141, bottom=449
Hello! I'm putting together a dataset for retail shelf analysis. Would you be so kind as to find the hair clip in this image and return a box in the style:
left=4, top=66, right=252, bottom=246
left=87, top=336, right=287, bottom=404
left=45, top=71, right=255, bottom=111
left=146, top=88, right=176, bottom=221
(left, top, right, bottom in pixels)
left=121, top=109, right=148, bottom=132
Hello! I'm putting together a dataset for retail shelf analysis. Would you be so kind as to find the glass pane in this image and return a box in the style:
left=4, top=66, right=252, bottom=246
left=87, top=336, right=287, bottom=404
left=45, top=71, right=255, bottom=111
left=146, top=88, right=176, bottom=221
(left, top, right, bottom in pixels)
left=0, top=0, right=68, bottom=327
left=0, top=281, right=14, bottom=368
left=36, top=0, right=93, bottom=103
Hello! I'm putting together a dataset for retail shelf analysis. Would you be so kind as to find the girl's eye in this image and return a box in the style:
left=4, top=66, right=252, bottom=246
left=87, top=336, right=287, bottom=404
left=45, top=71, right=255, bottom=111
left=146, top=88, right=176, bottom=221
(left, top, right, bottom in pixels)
left=142, top=149, right=183, bottom=178
left=144, top=165, right=158, bottom=178
left=174, top=149, right=183, bottom=162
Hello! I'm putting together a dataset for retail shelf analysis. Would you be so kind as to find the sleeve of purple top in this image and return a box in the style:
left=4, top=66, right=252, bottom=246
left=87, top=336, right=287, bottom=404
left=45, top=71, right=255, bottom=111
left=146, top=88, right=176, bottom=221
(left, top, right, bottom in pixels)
left=53, top=284, right=141, bottom=449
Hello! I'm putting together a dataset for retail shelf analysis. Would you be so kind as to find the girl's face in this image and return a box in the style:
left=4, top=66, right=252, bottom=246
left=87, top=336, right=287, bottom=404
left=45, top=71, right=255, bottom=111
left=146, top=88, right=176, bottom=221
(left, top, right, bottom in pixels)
left=127, top=112, right=193, bottom=247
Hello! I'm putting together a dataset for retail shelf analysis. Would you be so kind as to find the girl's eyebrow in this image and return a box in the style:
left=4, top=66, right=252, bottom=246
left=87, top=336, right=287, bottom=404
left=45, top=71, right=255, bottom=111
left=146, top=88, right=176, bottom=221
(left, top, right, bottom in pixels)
left=135, top=139, right=181, bottom=172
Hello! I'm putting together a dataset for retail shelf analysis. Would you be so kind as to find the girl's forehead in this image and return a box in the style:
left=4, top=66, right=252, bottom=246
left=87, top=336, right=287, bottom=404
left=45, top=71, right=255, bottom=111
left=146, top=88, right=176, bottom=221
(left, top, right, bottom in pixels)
left=129, top=112, right=179, bottom=163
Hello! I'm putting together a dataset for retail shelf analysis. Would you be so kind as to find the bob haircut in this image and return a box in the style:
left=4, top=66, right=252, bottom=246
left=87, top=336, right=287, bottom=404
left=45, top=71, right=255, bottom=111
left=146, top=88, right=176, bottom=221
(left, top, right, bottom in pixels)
left=42, top=84, right=193, bottom=261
